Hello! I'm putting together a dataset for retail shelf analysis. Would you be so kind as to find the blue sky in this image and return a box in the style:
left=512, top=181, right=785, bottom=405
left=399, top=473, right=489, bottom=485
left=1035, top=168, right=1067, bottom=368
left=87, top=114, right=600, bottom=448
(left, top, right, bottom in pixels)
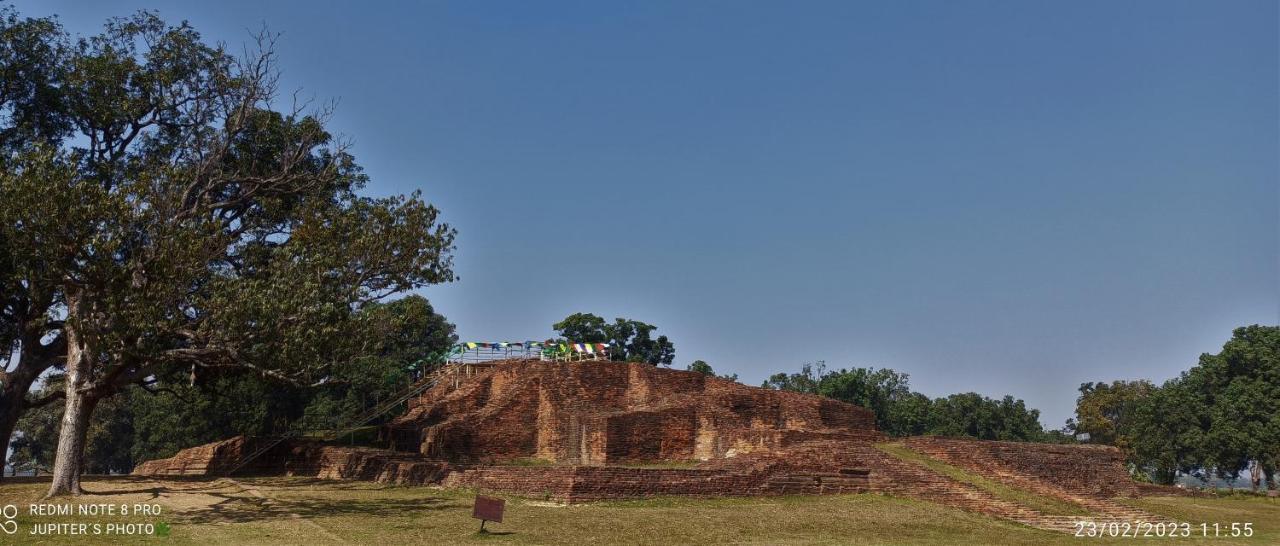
left=17, top=1, right=1277, bottom=428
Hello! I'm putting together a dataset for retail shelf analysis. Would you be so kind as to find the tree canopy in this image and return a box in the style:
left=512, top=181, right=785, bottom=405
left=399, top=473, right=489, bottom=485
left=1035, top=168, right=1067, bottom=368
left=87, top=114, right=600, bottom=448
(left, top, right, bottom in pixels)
left=10, top=294, right=454, bottom=474
left=0, top=9, right=457, bottom=495
left=686, top=360, right=737, bottom=382
left=552, top=313, right=675, bottom=366
left=1070, top=325, right=1280, bottom=488
left=763, top=361, right=1055, bottom=441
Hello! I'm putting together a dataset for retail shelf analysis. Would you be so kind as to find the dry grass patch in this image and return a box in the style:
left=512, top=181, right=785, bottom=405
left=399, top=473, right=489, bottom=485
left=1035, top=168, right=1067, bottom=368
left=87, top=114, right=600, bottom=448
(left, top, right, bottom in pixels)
left=0, top=476, right=1275, bottom=544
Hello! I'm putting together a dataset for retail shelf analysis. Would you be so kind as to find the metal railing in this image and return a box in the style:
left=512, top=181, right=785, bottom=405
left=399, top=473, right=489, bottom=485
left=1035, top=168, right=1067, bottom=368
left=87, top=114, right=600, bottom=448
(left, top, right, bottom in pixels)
left=223, top=364, right=458, bottom=476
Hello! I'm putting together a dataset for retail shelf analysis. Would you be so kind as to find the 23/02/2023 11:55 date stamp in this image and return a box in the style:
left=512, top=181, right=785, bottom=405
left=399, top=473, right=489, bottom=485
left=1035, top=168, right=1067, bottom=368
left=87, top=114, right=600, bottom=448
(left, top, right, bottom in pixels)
left=1073, top=520, right=1254, bottom=538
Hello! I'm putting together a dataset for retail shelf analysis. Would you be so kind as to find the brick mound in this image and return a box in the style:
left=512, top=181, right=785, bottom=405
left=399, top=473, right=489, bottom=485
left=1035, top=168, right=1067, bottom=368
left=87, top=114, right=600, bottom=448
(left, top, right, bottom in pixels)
left=389, top=359, right=883, bottom=463
left=134, top=360, right=1168, bottom=532
left=132, top=436, right=248, bottom=476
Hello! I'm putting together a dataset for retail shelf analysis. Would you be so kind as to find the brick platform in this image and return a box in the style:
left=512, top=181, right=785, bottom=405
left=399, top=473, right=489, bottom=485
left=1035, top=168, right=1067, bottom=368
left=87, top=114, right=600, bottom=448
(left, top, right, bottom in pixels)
left=133, top=360, right=1168, bottom=532
left=389, top=359, right=881, bottom=465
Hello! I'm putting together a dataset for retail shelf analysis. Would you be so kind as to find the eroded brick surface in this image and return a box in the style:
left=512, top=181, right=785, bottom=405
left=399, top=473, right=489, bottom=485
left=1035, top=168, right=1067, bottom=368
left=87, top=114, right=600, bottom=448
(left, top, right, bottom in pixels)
left=133, top=360, right=1164, bottom=532
left=902, top=436, right=1138, bottom=497
left=389, top=360, right=881, bottom=465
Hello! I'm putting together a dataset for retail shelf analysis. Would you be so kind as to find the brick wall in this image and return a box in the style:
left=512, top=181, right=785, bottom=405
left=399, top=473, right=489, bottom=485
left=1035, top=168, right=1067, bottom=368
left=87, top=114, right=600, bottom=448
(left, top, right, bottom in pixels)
left=902, top=436, right=1139, bottom=497
left=387, top=360, right=881, bottom=465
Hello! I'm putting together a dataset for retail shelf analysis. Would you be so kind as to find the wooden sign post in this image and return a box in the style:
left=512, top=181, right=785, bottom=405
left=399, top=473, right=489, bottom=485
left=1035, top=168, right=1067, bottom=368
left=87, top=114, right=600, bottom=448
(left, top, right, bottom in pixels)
left=472, top=495, right=505, bottom=532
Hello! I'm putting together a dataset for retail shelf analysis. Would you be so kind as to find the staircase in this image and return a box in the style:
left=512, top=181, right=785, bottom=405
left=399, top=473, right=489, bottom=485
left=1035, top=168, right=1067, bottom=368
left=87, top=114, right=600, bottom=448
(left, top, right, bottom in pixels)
left=868, top=442, right=1162, bottom=533
left=223, top=365, right=458, bottom=476
left=897, top=440, right=1164, bottom=532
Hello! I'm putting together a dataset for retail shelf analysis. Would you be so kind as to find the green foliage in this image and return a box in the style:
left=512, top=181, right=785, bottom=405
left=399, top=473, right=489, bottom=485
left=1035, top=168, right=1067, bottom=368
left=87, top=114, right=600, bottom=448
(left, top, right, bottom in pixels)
left=12, top=380, right=140, bottom=474
left=1193, top=326, right=1280, bottom=484
left=685, top=360, right=737, bottom=382
left=10, top=294, right=454, bottom=472
left=0, top=9, right=458, bottom=483
left=927, top=393, right=1046, bottom=442
left=1127, top=378, right=1203, bottom=484
left=1074, top=325, right=1280, bottom=488
left=687, top=360, right=713, bottom=375
left=764, top=361, right=1051, bottom=441
left=552, top=313, right=675, bottom=366
left=1066, top=380, right=1156, bottom=452
left=0, top=7, right=69, bottom=152
left=7, top=388, right=58, bottom=473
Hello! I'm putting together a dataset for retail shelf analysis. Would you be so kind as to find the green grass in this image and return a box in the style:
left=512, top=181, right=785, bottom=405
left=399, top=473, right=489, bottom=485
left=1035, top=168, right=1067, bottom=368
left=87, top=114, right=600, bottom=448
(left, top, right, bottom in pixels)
left=876, top=442, right=1093, bottom=516
left=1, top=476, right=1276, bottom=544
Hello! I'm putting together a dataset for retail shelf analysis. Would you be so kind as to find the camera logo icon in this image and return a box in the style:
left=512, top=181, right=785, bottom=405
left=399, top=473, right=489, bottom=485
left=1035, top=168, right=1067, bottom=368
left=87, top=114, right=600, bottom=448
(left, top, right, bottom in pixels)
left=1, top=504, right=16, bottom=534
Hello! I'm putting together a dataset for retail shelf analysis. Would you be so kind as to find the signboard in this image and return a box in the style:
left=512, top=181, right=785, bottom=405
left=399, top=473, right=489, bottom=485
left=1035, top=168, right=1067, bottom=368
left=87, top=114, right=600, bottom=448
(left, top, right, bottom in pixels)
left=1075, top=433, right=1091, bottom=442
left=472, top=495, right=505, bottom=525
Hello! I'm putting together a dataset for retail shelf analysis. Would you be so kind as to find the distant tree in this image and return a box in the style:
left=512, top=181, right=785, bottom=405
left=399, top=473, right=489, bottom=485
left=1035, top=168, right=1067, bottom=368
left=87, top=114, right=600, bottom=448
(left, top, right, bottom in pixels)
left=815, top=367, right=921, bottom=436
left=1038, top=428, right=1078, bottom=444
left=8, top=295, right=456, bottom=473
left=1066, top=380, right=1157, bottom=461
left=1187, top=326, right=1279, bottom=491
left=886, top=391, right=934, bottom=437
left=296, top=295, right=457, bottom=430
left=1126, top=377, right=1203, bottom=485
left=687, top=360, right=713, bottom=375
left=761, top=361, right=825, bottom=394
left=552, top=313, right=675, bottom=366
left=12, top=380, right=136, bottom=475
left=1087, top=326, right=1280, bottom=488
left=927, top=393, right=1047, bottom=442
left=686, top=360, right=737, bottom=382
left=7, top=384, right=59, bottom=474
left=552, top=313, right=609, bottom=344
left=763, top=362, right=1047, bottom=440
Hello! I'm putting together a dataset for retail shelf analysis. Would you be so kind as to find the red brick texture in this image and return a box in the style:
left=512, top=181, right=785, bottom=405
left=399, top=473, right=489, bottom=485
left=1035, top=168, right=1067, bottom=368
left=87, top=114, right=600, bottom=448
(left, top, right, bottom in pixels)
left=901, top=436, right=1138, bottom=497
left=389, top=360, right=881, bottom=465
left=133, top=360, right=1166, bottom=532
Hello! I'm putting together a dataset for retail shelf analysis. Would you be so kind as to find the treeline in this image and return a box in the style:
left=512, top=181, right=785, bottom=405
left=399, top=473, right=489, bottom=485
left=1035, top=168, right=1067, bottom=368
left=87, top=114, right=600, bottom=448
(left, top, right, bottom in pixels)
left=8, top=309, right=672, bottom=474
left=9, top=296, right=456, bottom=475
left=756, top=362, right=1065, bottom=442
left=1067, top=325, right=1278, bottom=489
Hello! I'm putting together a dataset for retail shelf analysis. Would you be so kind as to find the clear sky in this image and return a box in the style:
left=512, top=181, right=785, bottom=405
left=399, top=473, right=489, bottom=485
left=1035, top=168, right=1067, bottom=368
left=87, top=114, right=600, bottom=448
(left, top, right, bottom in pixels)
left=16, top=0, right=1278, bottom=428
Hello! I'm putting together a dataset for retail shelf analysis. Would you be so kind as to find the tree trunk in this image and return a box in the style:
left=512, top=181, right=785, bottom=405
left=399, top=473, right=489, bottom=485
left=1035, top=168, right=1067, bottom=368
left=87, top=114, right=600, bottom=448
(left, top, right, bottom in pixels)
left=45, top=321, right=98, bottom=498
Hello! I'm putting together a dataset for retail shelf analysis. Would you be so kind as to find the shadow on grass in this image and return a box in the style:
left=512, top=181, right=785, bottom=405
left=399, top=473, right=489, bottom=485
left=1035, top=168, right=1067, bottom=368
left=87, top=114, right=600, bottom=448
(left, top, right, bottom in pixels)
left=178, top=494, right=461, bottom=525
left=474, top=529, right=516, bottom=537
left=8, top=475, right=461, bottom=523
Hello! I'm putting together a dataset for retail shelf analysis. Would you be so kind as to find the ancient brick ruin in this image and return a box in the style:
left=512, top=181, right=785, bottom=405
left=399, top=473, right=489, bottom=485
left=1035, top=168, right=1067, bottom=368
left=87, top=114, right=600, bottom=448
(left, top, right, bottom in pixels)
left=388, top=360, right=882, bottom=464
left=134, top=359, right=1186, bottom=532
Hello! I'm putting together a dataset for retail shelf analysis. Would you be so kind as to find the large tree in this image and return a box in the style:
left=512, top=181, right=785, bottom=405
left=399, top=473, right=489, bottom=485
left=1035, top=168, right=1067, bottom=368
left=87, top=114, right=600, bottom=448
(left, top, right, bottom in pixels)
left=1069, top=326, right=1279, bottom=487
left=0, top=11, right=456, bottom=496
left=1066, top=380, right=1157, bottom=459
left=0, top=7, right=74, bottom=484
left=1186, top=325, right=1279, bottom=490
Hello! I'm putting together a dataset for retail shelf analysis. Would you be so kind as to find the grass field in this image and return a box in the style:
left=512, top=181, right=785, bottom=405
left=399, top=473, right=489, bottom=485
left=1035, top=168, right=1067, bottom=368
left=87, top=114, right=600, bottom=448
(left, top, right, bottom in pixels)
left=0, top=476, right=1275, bottom=545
